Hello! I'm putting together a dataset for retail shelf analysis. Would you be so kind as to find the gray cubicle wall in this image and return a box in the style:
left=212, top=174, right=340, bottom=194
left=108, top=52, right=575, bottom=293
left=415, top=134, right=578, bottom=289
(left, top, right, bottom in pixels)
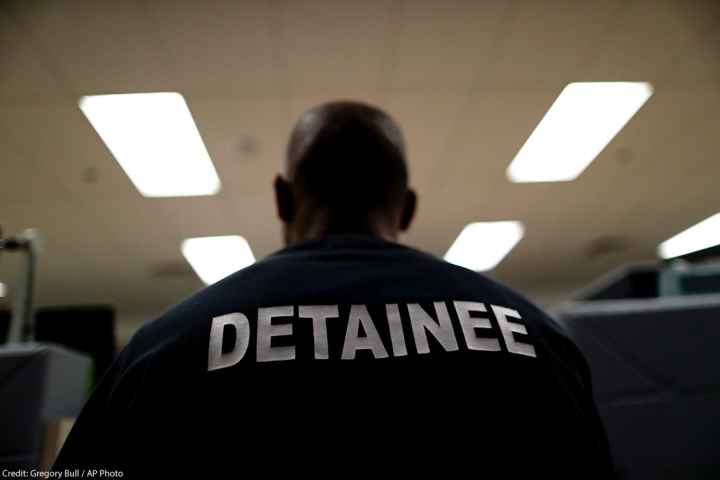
left=0, top=343, right=90, bottom=468
left=553, top=295, right=720, bottom=479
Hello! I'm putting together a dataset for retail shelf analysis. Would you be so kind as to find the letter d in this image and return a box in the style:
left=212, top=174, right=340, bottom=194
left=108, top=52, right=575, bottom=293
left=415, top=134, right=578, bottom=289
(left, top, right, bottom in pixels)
left=208, top=312, right=250, bottom=371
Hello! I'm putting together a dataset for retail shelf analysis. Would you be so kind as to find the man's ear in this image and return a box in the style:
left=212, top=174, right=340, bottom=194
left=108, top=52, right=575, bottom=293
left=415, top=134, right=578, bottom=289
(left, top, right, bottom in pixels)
left=274, top=175, right=294, bottom=223
left=399, top=188, right=417, bottom=232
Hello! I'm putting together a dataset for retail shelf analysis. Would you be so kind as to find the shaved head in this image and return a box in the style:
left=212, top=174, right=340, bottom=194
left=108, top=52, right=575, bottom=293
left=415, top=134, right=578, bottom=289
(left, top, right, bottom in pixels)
left=275, top=100, right=416, bottom=244
left=286, top=100, right=406, bottom=178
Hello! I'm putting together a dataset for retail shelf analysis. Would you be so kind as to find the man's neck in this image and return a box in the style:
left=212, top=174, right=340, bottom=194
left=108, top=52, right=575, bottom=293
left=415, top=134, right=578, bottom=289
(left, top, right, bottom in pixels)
left=286, top=221, right=397, bottom=246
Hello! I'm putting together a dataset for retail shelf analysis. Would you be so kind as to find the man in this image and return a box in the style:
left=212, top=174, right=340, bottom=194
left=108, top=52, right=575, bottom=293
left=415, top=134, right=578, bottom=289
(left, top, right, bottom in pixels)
left=54, top=101, right=614, bottom=477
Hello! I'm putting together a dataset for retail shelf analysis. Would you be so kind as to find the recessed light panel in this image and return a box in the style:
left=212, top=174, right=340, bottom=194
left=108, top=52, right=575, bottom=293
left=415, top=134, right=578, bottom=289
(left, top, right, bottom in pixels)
left=445, top=221, right=524, bottom=271
left=507, top=82, right=653, bottom=182
left=79, top=92, right=221, bottom=197
left=658, top=213, right=720, bottom=259
left=181, top=236, right=255, bottom=285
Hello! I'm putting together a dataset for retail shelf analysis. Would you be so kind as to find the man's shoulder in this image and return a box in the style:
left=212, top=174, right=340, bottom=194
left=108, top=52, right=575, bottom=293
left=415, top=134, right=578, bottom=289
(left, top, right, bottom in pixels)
left=143, top=238, right=552, bottom=323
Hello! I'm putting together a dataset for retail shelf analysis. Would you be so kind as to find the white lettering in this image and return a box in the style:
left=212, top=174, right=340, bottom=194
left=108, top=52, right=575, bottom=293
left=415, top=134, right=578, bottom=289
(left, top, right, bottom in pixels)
left=298, top=305, right=338, bottom=359
left=208, top=312, right=250, bottom=371
left=408, top=302, right=459, bottom=354
left=492, top=305, right=537, bottom=358
left=454, top=301, right=501, bottom=352
left=206, top=301, right=538, bottom=365
left=257, top=305, right=295, bottom=362
left=342, top=305, right=389, bottom=359
left=386, top=303, right=408, bottom=356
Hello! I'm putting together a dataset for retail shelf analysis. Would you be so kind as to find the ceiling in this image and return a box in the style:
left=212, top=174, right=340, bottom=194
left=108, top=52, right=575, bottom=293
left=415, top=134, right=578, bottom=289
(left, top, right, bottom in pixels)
left=1, top=0, right=719, bottom=333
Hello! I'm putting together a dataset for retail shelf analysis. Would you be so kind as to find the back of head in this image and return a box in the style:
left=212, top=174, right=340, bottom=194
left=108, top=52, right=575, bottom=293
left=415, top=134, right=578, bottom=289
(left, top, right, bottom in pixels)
left=284, top=100, right=409, bottom=235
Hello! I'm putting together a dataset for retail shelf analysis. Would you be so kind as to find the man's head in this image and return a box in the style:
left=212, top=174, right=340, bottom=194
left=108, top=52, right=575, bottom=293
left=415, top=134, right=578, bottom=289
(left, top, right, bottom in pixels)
left=275, top=100, right=416, bottom=245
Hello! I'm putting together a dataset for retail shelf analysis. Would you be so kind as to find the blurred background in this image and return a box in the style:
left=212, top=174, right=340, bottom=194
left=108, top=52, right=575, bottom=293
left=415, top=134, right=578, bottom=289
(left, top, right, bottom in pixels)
left=0, top=0, right=719, bottom=476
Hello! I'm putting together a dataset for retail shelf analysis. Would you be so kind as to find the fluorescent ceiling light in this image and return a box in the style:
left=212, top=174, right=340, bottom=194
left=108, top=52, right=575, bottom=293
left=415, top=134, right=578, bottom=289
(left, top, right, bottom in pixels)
left=445, top=221, right=524, bottom=271
left=181, top=235, right=255, bottom=285
left=79, top=92, right=221, bottom=197
left=507, top=82, right=653, bottom=183
left=658, top=213, right=720, bottom=259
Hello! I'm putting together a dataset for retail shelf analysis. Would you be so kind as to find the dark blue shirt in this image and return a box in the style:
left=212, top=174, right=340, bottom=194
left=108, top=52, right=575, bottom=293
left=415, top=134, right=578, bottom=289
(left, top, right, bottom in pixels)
left=54, top=235, right=614, bottom=477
